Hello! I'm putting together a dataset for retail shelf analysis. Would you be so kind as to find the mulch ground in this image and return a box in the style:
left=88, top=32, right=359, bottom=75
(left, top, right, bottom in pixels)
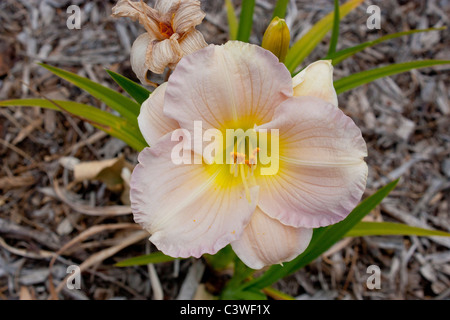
left=0, top=0, right=449, bottom=300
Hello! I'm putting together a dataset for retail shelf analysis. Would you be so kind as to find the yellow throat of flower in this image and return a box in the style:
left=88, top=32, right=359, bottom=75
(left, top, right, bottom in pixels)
left=206, top=127, right=279, bottom=204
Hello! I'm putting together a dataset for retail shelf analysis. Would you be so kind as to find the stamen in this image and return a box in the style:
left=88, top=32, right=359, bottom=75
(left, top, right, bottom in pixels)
left=240, top=163, right=251, bottom=202
left=159, top=22, right=175, bottom=38
left=228, top=139, right=260, bottom=203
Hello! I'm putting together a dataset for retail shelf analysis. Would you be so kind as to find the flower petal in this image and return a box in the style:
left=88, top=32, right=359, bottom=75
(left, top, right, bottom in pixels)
left=231, top=207, right=312, bottom=269
left=179, top=29, right=208, bottom=56
left=112, top=0, right=162, bottom=40
left=131, top=133, right=259, bottom=258
left=138, top=83, right=180, bottom=146
left=146, top=38, right=183, bottom=74
left=154, top=0, right=180, bottom=16
left=172, top=0, right=206, bottom=34
left=164, top=41, right=293, bottom=133
left=292, top=60, right=338, bottom=107
left=256, top=96, right=368, bottom=228
left=130, top=33, right=151, bottom=85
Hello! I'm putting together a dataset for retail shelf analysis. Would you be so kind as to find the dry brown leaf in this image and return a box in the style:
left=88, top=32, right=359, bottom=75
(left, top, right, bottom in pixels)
left=47, top=223, right=143, bottom=299
left=19, top=286, right=34, bottom=300
left=53, top=230, right=149, bottom=295
left=64, top=131, right=108, bottom=155
left=74, top=158, right=119, bottom=182
left=12, top=118, right=43, bottom=145
left=0, top=236, right=54, bottom=260
left=0, top=217, right=61, bottom=250
left=49, top=223, right=141, bottom=270
left=193, top=284, right=215, bottom=300
left=73, top=155, right=134, bottom=192
left=0, top=175, right=35, bottom=190
left=52, top=180, right=132, bottom=216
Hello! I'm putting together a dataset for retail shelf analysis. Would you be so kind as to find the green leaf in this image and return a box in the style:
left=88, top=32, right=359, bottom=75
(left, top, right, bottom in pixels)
left=327, top=0, right=341, bottom=56
left=334, top=60, right=450, bottom=94
left=226, top=257, right=255, bottom=290
left=203, top=245, right=236, bottom=270
left=262, top=287, right=296, bottom=300
left=284, top=0, right=363, bottom=73
left=220, top=257, right=257, bottom=300
left=115, top=252, right=176, bottom=267
left=39, top=63, right=140, bottom=123
left=225, top=0, right=239, bottom=40
left=235, top=179, right=399, bottom=292
left=346, top=221, right=450, bottom=238
left=0, top=99, right=147, bottom=151
left=221, top=288, right=267, bottom=300
left=236, top=0, right=256, bottom=43
left=272, top=0, right=290, bottom=19
left=106, top=70, right=151, bottom=105
left=329, top=27, right=446, bottom=65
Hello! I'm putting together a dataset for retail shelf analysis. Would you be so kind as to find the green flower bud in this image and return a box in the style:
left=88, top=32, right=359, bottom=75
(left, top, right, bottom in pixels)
left=261, top=17, right=291, bottom=63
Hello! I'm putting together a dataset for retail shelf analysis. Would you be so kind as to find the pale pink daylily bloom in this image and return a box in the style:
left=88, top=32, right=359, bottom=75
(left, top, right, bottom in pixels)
left=131, top=41, right=368, bottom=269
left=112, top=0, right=207, bottom=83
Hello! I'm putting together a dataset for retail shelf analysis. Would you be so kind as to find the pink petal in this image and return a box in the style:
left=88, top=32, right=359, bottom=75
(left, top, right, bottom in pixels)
left=256, top=96, right=368, bottom=228
left=130, top=133, right=259, bottom=258
left=163, top=41, right=293, bottom=134
left=292, top=60, right=338, bottom=107
left=138, top=83, right=180, bottom=146
left=231, top=207, right=312, bottom=270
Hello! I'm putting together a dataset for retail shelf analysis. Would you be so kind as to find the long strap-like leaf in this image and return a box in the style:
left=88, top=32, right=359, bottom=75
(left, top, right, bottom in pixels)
left=225, top=0, right=239, bottom=40
left=327, top=0, right=341, bottom=56
left=39, top=63, right=140, bottom=124
left=334, top=60, right=450, bottom=94
left=231, top=179, right=399, bottom=294
left=236, top=0, right=256, bottom=42
left=106, top=70, right=151, bottom=105
left=346, top=221, right=450, bottom=238
left=284, top=0, right=363, bottom=73
left=272, top=0, right=290, bottom=19
left=115, top=251, right=176, bottom=267
left=0, top=99, right=147, bottom=151
left=329, top=27, right=446, bottom=65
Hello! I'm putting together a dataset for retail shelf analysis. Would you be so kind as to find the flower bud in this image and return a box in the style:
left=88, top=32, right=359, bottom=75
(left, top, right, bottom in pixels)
left=262, top=17, right=290, bottom=63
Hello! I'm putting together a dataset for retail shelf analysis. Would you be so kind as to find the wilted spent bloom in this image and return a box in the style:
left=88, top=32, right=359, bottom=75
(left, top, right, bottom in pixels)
left=261, top=17, right=290, bottom=62
left=112, top=0, right=208, bottom=83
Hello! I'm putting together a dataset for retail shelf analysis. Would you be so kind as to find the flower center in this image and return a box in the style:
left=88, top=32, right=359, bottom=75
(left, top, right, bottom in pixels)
left=204, top=126, right=278, bottom=204
left=227, top=134, right=259, bottom=203
left=159, top=22, right=175, bottom=38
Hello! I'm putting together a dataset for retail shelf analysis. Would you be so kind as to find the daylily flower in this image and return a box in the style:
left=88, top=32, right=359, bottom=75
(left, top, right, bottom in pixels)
left=131, top=41, right=368, bottom=269
left=112, top=0, right=207, bottom=83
